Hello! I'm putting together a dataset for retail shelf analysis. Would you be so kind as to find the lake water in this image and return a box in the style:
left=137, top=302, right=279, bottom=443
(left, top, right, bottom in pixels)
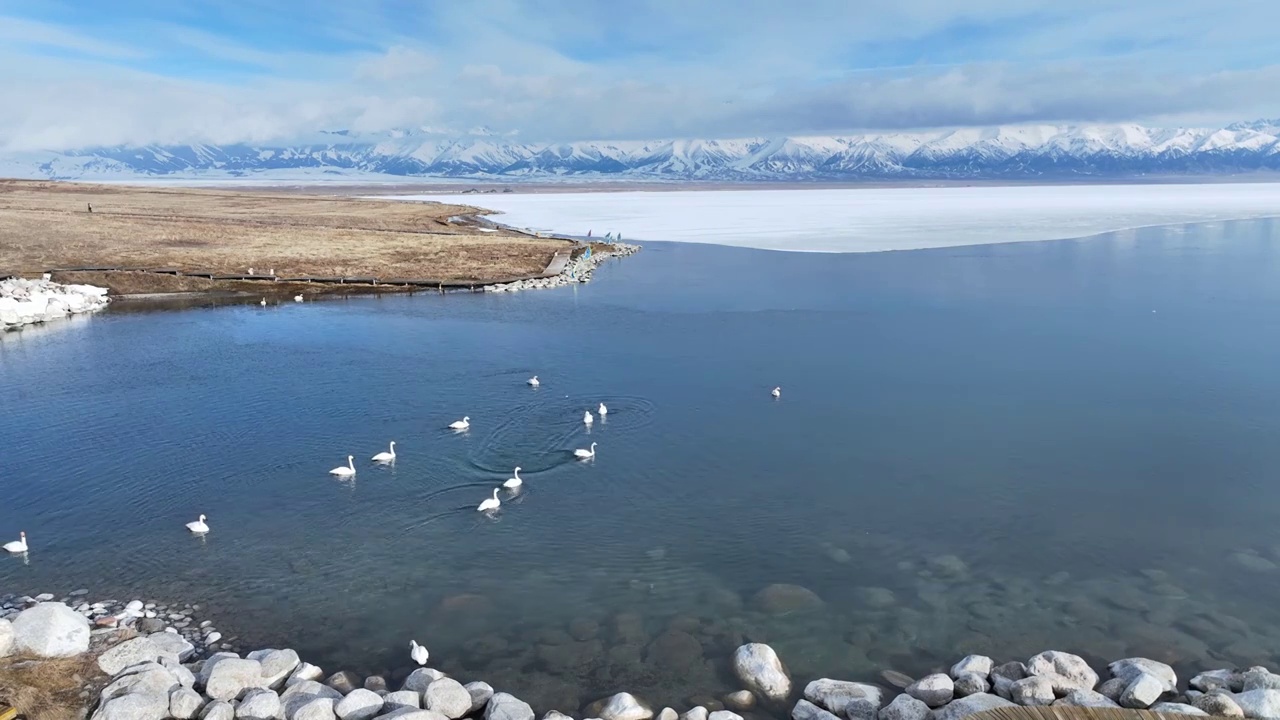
left=6, top=218, right=1280, bottom=712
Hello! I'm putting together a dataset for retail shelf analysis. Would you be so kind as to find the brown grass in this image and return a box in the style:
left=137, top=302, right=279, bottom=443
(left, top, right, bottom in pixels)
left=0, top=180, right=568, bottom=292
left=0, top=654, right=101, bottom=720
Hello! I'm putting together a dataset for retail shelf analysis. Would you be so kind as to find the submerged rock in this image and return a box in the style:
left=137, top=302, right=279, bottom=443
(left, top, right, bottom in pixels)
left=879, top=671, right=914, bottom=690
left=733, top=644, right=791, bottom=702
left=722, top=691, right=755, bottom=711
left=749, top=584, right=824, bottom=615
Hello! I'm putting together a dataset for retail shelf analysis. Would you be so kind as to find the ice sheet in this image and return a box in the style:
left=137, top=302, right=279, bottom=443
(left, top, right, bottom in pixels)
left=382, top=183, right=1280, bottom=252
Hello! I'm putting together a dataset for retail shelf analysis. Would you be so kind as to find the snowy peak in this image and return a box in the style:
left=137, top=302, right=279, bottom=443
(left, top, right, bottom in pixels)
left=6, top=120, right=1280, bottom=181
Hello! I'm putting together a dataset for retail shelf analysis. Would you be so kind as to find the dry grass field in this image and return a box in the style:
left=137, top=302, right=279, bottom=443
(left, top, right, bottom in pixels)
left=0, top=180, right=568, bottom=293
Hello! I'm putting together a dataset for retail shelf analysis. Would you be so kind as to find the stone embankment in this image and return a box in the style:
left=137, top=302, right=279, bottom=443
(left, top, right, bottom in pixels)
left=486, top=243, right=641, bottom=293
left=0, top=277, right=110, bottom=330
left=4, top=589, right=1279, bottom=720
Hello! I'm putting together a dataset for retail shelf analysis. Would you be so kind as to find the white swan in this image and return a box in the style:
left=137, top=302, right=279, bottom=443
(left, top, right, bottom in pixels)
left=771, top=386, right=781, bottom=399
left=504, top=467, right=523, bottom=489
left=574, top=442, right=597, bottom=459
left=583, top=410, right=594, bottom=425
left=259, top=298, right=267, bottom=307
left=372, top=441, right=396, bottom=463
left=598, top=402, right=608, bottom=416
left=3, top=532, right=27, bottom=553
left=410, top=640, right=429, bottom=666
left=528, top=376, right=539, bottom=387
left=450, top=416, right=470, bottom=430
left=329, top=455, right=356, bottom=476
left=477, top=488, right=501, bottom=512
left=186, top=515, right=209, bottom=534
left=293, top=294, right=304, bottom=303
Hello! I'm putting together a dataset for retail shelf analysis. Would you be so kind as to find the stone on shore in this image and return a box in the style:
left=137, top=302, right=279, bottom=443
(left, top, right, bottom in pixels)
left=100, top=662, right=181, bottom=702
left=205, top=658, right=269, bottom=701
left=424, top=678, right=473, bottom=719
left=803, top=679, right=882, bottom=716
left=403, top=668, right=448, bottom=695
left=385, top=690, right=423, bottom=710
left=11, top=602, right=91, bottom=656
left=877, top=693, right=930, bottom=720
left=733, top=644, right=791, bottom=702
left=197, top=653, right=239, bottom=686
left=286, top=663, right=326, bottom=688
left=237, top=688, right=283, bottom=720
left=1191, top=669, right=1238, bottom=693
left=990, top=662, right=1026, bottom=699
left=150, top=631, right=196, bottom=662
left=1243, top=670, right=1280, bottom=691
left=589, top=692, right=654, bottom=720
left=707, top=712, right=741, bottom=720
left=200, top=701, right=235, bottom=720
left=92, top=691, right=171, bottom=720
left=953, top=674, right=990, bottom=698
left=1054, top=690, right=1119, bottom=708
left=0, top=618, right=13, bottom=657
left=169, top=687, right=204, bottom=719
left=247, top=648, right=301, bottom=688
left=326, top=670, right=361, bottom=695
left=951, top=655, right=994, bottom=679
left=1010, top=676, right=1055, bottom=706
left=1150, top=702, right=1207, bottom=716
left=99, top=636, right=167, bottom=675
left=879, top=671, right=914, bottom=690
left=792, top=699, right=840, bottom=720
left=336, top=688, right=384, bottom=720
left=679, top=707, right=709, bottom=720
left=292, top=697, right=337, bottom=720
left=485, top=692, right=535, bottom=720
left=545, top=713, right=574, bottom=720
left=1232, top=689, right=1280, bottom=719
left=1192, top=692, right=1244, bottom=717
left=1025, top=651, right=1098, bottom=691
left=1119, top=672, right=1167, bottom=709
left=749, top=584, right=824, bottom=615
left=465, top=681, right=494, bottom=713
left=281, top=680, right=343, bottom=720
left=1109, top=658, right=1176, bottom=690
left=723, top=691, right=755, bottom=711
left=932, top=693, right=1015, bottom=720
left=907, top=674, right=953, bottom=708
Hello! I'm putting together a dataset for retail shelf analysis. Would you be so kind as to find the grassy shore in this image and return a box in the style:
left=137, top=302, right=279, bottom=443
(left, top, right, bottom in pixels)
left=0, top=180, right=568, bottom=295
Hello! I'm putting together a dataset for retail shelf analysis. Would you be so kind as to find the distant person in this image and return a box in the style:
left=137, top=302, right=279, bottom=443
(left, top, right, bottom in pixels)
left=587, top=229, right=592, bottom=238
left=87, top=202, right=92, bottom=213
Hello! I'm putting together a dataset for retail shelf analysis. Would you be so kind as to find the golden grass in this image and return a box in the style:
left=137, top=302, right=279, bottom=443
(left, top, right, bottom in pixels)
left=0, top=653, right=101, bottom=720
left=0, top=180, right=568, bottom=289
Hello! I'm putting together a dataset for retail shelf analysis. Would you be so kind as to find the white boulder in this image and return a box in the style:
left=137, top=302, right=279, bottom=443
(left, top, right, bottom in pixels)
left=11, top=602, right=90, bottom=657
left=732, top=644, right=791, bottom=703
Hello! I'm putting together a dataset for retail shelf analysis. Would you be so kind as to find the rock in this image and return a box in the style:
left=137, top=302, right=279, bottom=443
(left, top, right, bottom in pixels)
left=336, top=688, right=384, bottom=720
left=877, top=694, right=930, bottom=720
left=280, top=680, right=343, bottom=720
left=1231, top=552, right=1278, bottom=572
left=198, top=653, right=241, bottom=686
left=954, top=673, right=990, bottom=698
left=1025, top=651, right=1098, bottom=691
left=237, top=688, right=283, bottom=720
left=363, top=676, right=387, bottom=694
left=293, top=697, right=337, bottom=720
left=952, top=655, right=994, bottom=679
left=247, top=648, right=301, bottom=688
left=424, top=678, right=473, bottom=719
left=589, top=692, right=654, bottom=720
left=206, top=658, right=269, bottom=701
left=100, top=663, right=181, bottom=702
left=1243, top=670, right=1280, bottom=691
left=150, top=631, right=196, bottom=661
left=926, top=554, right=969, bottom=576
left=100, top=636, right=166, bottom=675
left=1150, top=702, right=1207, bottom=715
left=933, top=693, right=1015, bottom=720
left=0, top=618, right=13, bottom=658
left=733, top=644, right=791, bottom=703
left=1097, top=678, right=1127, bottom=702
left=1119, top=673, right=1167, bottom=709
left=1231, top=689, right=1280, bottom=719
left=201, top=701, right=236, bottom=720
left=126, top=601, right=144, bottom=612
left=402, top=668, right=448, bottom=695
left=1109, top=658, right=1176, bottom=691
left=1010, top=677, right=1055, bottom=706
left=485, top=693, right=535, bottom=720
left=326, top=671, right=361, bottom=695
left=161, top=657, right=195, bottom=688
left=1190, top=669, right=1238, bottom=693
left=1054, top=690, right=1119, bottom=708
left=379, top=712, right=448, bottom=720
left=465, top=681, right=494, bottom=713
left=93, top=692, right=171, bottom=720
left=286, top=663, right=325, bottom=688
left=803, top=679, right=882, bottom=715
left=991, top=662, right=1026, bottom=683
left=879, top=671, right=914, bottom=690
left=569, top=618, right=599, bottom=641
left=545, top=713, right=574, bottom=720
left=723, top=691, right=755, bottom=711
left=707, top=713, right=741, bottom=720
left=749, top=584, right=824, bottom=615
left=679, top=708, right=709, bottom=720
left=385, top=690, right=423, bottom=710
left=853, top=587, right=897, bottom=609
left=645, top=629, right=705, bottom=670
left=169, top=687, right=204, bottom=719
left=11, top=602, right=91, bottom=656
left=1192, top=692, right=1243, bottom=717
left=907, top=674, right=953, bottom=708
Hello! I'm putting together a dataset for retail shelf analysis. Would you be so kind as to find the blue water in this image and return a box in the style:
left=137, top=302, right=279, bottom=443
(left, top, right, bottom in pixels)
left=5, top=218, right=1280, bottom=711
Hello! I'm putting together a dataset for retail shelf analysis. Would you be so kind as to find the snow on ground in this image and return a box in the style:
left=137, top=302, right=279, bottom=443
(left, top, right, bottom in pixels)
left=381, top=183, right=1280, bottom=253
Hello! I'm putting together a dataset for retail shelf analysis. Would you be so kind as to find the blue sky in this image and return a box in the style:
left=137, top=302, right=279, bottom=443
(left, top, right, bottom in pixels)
left=1, top=0, right=1278, bottom=150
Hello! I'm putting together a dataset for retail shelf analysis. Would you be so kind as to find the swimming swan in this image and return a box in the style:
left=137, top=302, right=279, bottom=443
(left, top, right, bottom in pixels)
left=410, top=640, right=429, bottom=665
left=574, top=442, right=597, bottom=459
left=504, top=467, right=523, bottom=489
left=598, top=403, right=608, bottom=416
left=478, top=488, right=501, bottom=512
left=186, top=514, right=209, bottom=534
left=293, top=294, right=304, bottom=302
left=583, top=411, right=594, bottom=425
left=450, top=416, right=470, bottom=430
left=330, top=455, right=356, bottom=476
left=372, top=441, right=396, bottom=463
left=3, top=532, right=27, bottom=553
left=259, top=298, right=267, bottom=307
left=528, top=376, right=540, bottom=387
left=771, top=387, right=781, bottom=399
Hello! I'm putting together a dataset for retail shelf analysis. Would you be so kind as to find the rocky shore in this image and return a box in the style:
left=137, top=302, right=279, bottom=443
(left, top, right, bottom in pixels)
left=0, top=277, right=110, bottom=330
left=486, top=243, right=641, bottom=293
left=4, top=589, right=1280, bottom=720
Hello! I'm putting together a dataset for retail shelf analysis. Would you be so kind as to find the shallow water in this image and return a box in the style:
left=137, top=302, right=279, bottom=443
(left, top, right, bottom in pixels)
left=6, top=218, right=1280, bottom=711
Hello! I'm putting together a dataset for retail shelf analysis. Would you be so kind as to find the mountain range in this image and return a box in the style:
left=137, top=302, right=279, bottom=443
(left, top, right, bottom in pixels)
left=5, top=120, right=1280, bottom=182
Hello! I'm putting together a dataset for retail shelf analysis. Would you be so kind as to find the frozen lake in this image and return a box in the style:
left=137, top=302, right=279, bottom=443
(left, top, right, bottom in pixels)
left=384, top=183, right=1280, bottom=252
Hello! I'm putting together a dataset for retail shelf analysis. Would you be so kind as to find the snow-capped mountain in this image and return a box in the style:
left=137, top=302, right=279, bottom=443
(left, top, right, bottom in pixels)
left=7, top=120, right=1280, bottom=182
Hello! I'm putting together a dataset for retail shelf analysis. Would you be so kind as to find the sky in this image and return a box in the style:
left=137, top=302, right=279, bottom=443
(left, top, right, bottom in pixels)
left=2, top=0, right=1279, bottom=151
